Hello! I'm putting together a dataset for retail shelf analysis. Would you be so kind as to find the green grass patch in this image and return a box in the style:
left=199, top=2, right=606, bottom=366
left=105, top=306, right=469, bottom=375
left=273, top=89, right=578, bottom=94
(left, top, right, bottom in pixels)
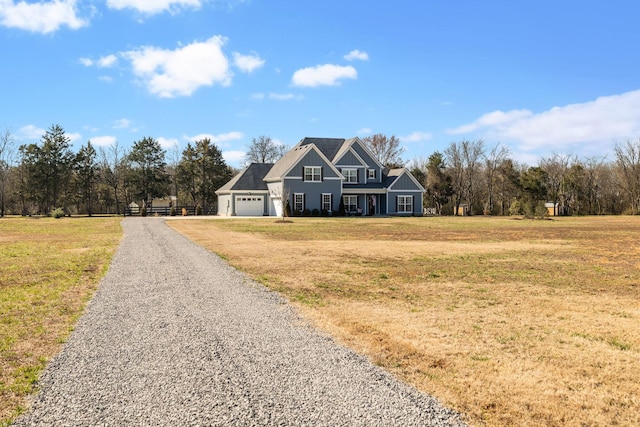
left=0, top=217, right=122, bottom=425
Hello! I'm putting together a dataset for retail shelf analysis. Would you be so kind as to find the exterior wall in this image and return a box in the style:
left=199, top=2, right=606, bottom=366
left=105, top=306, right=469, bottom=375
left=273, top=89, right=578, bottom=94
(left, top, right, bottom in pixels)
left=351, top=142, right=382, bottom=182
left=284, top=150, right=341, bottom=179
left=217, top=194, right=232, bottom=216
left=268, top=182, right=284, bottom=216
left=285, top=177, right=342, bottom=213
left=335, top=150, right=362, bottom=167
left=218, top=192, right=268, bottom=216
left=387, top=191, right=424, bottom=216
left=391, top=173, right=420, bottom=191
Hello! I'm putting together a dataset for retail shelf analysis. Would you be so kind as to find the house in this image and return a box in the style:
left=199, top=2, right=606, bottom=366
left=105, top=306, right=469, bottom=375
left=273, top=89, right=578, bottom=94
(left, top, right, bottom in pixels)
left=216, top=137, right=425, bottom=216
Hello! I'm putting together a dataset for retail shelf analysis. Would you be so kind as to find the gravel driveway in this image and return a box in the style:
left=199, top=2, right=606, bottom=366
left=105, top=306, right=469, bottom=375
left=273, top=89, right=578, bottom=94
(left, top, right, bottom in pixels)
left=14, top=218, right=465, bottom=426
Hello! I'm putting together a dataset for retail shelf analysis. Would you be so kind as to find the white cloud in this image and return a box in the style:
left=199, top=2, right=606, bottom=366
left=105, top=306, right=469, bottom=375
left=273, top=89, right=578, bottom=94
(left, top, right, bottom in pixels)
left=344, top=49, right=369, bottom=61
left=251, top=92, right=265, bottom=100
left=106, top=0, right=200, bottom=15
left=122, top=36, right=232, bottom=98
left=291, top=64, right=357, bottom=87
left=157, top=136, right=178, bottom=148
left=99, top=75, right=114, bottom=83
left=447, top=90, right=640, bottom=155
left=91, top=135, right=117, bottom=146
left=80, top=54, right=118, bottom=68
left=222, top=150, right=245, bottom=165
left=17, top=124, right=45, bottom=140
left=184, top=131, right=243, bottom=146
left=269, top=92, right=301, bottom=101
left=232, top=52, right=265, bottom=73
left=356, top=128, right=372, bottom=135
left=98, top=54, right=118, bottom=68
left=67, top=132, right=82, bottom=143
left=113, top=118, right=131, bottom=129
left=0, top=0, right=89, bottom=33
left=401, top=131, right=432, bottom=143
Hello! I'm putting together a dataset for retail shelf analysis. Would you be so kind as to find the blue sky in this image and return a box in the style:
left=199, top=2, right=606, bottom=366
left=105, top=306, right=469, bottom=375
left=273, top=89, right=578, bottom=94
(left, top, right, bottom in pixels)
left=2, top=0, right=640, bottom=168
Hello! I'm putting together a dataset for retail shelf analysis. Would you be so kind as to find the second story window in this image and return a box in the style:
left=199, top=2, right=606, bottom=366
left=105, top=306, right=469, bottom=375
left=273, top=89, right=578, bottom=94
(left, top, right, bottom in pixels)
left=368, top=169, right=376, bottom=180
left=304, top=166, right=322, bottom=182
left=342, top=168, right=357, bottom=183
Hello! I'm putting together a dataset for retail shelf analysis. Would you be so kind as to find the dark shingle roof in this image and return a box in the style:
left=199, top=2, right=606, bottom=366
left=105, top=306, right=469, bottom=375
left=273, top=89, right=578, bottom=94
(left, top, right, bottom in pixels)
left=298, top=137, right=345, bottom=162
left=216, top=163, right=274, bottom=192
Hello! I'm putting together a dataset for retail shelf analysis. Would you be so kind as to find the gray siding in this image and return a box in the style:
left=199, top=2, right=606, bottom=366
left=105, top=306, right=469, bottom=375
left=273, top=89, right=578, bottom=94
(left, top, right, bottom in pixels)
left=335, top=150, right=362, bottom=167
left=351, top=142, right=382, bottom=182
left=390, top=173, right=421, bottom=191
left=285, top=178, right=342, bottom=212
left=388, top=192, right=423, bottom=216
left=284, top=150, right=340, bottom=178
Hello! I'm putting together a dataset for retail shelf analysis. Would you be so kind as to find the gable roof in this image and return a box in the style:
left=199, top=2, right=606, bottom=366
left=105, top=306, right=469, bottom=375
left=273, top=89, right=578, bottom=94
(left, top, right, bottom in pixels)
left=384, top=168, right=426, bottom=192
left=297, top=137, right=345, bottom=162
left=264, top=143, right=343, bottom=182
left=216, top=163, right=273, bottom=193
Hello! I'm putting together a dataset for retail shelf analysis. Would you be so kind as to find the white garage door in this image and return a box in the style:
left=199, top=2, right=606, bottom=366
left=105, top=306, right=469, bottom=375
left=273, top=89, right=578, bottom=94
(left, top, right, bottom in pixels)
left=235, top=196, right=263, bottom=216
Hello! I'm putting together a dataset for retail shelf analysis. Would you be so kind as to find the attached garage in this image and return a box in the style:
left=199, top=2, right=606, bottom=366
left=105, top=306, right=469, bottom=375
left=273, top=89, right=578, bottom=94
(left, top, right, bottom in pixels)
left=235, top=196, right=264, bottom=216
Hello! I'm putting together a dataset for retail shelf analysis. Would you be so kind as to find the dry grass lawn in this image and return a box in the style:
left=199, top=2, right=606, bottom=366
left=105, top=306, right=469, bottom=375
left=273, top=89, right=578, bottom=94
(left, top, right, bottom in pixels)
left=0, top=217, right=122, bottom=426
left=169, top=216, right=640, bottom=427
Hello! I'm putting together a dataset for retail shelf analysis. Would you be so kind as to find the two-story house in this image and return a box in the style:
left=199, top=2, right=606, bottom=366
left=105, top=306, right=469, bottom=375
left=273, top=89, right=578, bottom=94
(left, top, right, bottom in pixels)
left=216, top=137, right=424, bottom=216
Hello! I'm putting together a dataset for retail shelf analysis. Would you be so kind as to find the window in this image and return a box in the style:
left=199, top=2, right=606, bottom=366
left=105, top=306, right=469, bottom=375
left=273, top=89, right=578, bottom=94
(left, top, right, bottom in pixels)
left=294, top=193, right=305, bottom=212
left=397, top=195, right=413, bottom=213
left=322, top=193, right=332, bottom=212
left=341, top=168, right=358, bottom=183
left=304, top=166, right=322, bottom=182
left=343, top=195, right=357, bottom=213
left=368, top=169, right=376, bottom=179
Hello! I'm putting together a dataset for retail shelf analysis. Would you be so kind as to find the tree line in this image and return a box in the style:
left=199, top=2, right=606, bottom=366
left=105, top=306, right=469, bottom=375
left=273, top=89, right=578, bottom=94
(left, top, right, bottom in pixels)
left=407, top=138, right=640, bottom=216
left=0, top=125, right=233, bottom=216
left=1, top=125, right=640, bottom=217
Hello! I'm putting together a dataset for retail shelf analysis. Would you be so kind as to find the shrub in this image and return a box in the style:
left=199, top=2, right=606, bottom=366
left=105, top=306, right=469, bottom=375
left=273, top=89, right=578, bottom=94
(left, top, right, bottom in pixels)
left=195, top=205, right=203, bottom=216
left=170, top=206, right=176, bottom=216
left=140, top=206, right=147, bottom=217
left=51, top=208, right=65, bottom=219
left=311, top=208, right=320, bottom=216
left=321, top=209, right=329, bottom=217
left=535, top=201, right=549, bottom=219
left=303, top=208, right=311, bottom=216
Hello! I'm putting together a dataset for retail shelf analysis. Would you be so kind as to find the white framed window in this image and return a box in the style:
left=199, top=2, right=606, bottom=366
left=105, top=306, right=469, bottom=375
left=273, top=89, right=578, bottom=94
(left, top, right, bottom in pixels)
left=368, top=169, right=376, bottom=179
left=294, top=193, right=305, bottom=211
left=397, top=195, right=413, bottom=213
left=322, top=193, right=332, bottom=211
left=343, top=195, right=357, bottom=213
left=341, top=168, right=358, bottom=183
left=304, top=166, right=322, bottom=182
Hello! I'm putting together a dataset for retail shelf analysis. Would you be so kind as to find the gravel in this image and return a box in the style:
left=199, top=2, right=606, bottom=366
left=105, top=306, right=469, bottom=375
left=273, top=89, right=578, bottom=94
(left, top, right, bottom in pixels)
left=14, top=218, right=466, bottom=426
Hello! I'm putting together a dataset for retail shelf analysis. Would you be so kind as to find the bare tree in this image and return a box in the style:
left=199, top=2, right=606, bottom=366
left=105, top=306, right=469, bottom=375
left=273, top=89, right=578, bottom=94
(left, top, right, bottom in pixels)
left=99, top=141, right=127, bottom=215
left=483, top=143, right=509, bottom=215
left=0, top=128, right=16, bottom=217
left=244, top=136, right=287, bottom=165
left=614, top=138, right=640, bottom=214
left=362, top=134, right=405, bottom=168
left=540, top=153, right=573, bottom=215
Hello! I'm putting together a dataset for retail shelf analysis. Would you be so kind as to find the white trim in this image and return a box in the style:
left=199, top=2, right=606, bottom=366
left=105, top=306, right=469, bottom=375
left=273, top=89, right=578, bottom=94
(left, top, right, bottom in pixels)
left=397, top=195, right=414, bottom=213
left=349, top=137, right=385, bottom=170
left=294, top=193, right=305, bottom=211
left=334, top=146, right=369, bottom=169
left=387, top=168, right=426, bottom=192
left=341, top=168, right=358, bottom=183
left=264, top=144, right=344, bottom=182
left=321, top=193, right=332, bottom=211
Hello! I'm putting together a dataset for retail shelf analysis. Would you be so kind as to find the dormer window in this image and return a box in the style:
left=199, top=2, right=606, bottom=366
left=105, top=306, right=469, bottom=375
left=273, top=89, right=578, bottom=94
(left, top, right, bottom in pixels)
left=342, top=168, right=358, bottom=183
left=368, top=169, right=376, bottom=180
